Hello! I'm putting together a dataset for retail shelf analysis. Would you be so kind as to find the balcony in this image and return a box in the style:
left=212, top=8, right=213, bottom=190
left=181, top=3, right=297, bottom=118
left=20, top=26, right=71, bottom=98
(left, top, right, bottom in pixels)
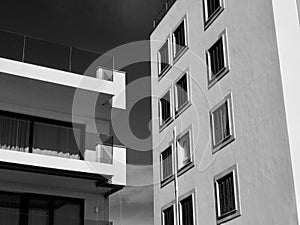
left=0, top=112, right=126, bottom=186
left=0, top=29, right=126, bottom=109
left=152, top=0, right=177, bottom=29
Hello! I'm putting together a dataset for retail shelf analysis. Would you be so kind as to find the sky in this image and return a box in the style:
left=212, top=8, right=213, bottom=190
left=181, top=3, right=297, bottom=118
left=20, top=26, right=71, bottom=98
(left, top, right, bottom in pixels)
left=0, top=0, right=166, bottom=224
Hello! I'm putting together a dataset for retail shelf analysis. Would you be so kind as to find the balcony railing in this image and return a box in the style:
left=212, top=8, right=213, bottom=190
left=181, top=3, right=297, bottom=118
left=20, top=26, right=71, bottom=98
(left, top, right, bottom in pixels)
left=0, top=112, right=115, bottom=164
left=0, top=29, right=114, bottom=78
left=153, top=0, right=177, bottom=29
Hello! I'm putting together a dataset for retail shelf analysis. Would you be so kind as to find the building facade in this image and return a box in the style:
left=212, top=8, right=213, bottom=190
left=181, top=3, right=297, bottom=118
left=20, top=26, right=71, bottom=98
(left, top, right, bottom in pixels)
left=0, top=30, right=126, bottom=225
left=150, top=0, right=298, bottom=224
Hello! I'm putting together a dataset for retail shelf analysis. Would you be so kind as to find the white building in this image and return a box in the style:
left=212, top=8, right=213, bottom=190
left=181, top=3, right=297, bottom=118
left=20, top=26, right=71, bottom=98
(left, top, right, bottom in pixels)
left=150, top=0, right=299, bottom=224
left=0, top=30, right=126, bottom=225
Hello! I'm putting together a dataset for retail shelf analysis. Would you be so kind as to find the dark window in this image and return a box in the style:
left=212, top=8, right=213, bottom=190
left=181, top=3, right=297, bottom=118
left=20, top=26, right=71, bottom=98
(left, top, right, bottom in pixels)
left=217, top=172, right=236, bottom=217
left=163, top=206, right=174, bottom=225
left=180, top=195, right=194, bottom=225
left=175, top=74, right=188, bottom=112
left=0, top=192, right=83, bottom=225
left=160, top=92, right=172, bottom=126
left=206, top=0, right=221, bottom=21
left=212, top=101, right=230, bottom=146
left=207, top=37, right=226, bottom=81
left=173, top=21, right=187, bottom=58
left=159, top=41, right=170, bottom=76
left=0, top=111, right=84, bottom=160
left=161, top=146, right=173, bottom=180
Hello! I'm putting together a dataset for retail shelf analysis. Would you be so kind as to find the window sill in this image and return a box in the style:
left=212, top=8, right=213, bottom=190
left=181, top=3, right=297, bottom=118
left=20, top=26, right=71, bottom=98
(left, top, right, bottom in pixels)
left=217, top=209, right=241, bottom=224
left=173, top=46, right=189, bottom=65
left=160, top=174, right=175, bottom=188
left=158, top=64, right=172, bottom=82
left=204, top=6, right=225, bottom=31
left=159, top=117, right=174, bottom=133
left=177, top=161, right=194, bottom=177
left=212, top=135, right=235, bottom=154
left=208, top=67, right=229, bottom=89
left=175, top=101, right=191, bottom=119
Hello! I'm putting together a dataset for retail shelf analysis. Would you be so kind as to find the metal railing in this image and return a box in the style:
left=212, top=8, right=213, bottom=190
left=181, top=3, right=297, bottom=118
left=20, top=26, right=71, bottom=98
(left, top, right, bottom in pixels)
left=0, top=29, right=114, bottom=78
left=153, top=0, right=177, bottom=29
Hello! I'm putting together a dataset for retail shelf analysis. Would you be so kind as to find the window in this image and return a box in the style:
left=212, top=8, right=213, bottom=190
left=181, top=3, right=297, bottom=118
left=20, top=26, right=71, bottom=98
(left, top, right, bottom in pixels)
left=172, top=19, right=188, bottom=60
left=0, top=191, right=84, bottom=225
left=175, top=72, right=189, bottom=114
left=161, top=146, right=173, bottom=181
left=214, top=165, right=240, bottom=224
left=158, top=40, right=170, bottom=77
left=180, top=195, right=194, bottom=225
left=177, top=130, right=192, bottom=171
left=162, top=205, right=174, bottom=225
left=210, top=94, right=234, bottom=153
left=206, top=33, right=229, bottom=87
left=203, top=0, right=224, bottom=28
left=159, top=90, right=172, bottom=128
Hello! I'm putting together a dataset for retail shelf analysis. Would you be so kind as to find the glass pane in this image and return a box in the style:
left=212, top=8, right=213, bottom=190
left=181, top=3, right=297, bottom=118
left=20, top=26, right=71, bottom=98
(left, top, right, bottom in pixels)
left=53, top=199, right=82, bottom=225
left=209, top=37, right=225, bottom=78
left=0, top=115, right=30, bottom=152
left=174, top=21, right=186, bottom=55
left=218, top=172, right=235, bottom=215
left=159, top=41, right=169, bottom=74
left=213, top=102, right=229, bottom=145
left=181, top=195, right=193, bottom=225
left=160, top=92, right=171, bottom=123
left=163, top=206, right=174, bottom=225
left=28, top=198, right=50, bottom=225
left=0, top=192, right=20, bottom=225
left=177, top=132, right=190, bottom=170
left=33, top=122, right=82, bottom=160
left=176, top=74, right=188, bottom=110
left=162, top=146, right=172, bottom=179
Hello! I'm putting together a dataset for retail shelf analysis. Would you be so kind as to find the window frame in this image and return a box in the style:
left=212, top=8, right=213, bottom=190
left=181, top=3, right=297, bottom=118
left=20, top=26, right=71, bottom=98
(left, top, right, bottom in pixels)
left=210, top=93, right=235, bottom=153
left=160, top=144, right=174, bottom=185
left=161, top=203, right=175, bottom=225
left=214, top=164, right=241, bottom=224
left=157, top=38, right=172, bottom=79
left=159, top=88, right=174, bottom=131
left=179, top=189, right=196, bottom=225
left=206, top=30, right=230, bottom=88
left=176, top=127, right=194, bottom=175
left=174, top=69, right=191, bottom=117
left=203, top=0, right=225, bottom=30
left=172, top=16, right=189, bottom=63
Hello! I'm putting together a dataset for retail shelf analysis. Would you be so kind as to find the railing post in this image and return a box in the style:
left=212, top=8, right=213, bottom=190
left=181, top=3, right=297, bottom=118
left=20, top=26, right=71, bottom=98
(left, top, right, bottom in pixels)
left=69, top=46, right=72, bottom=72
left=22, top=35, right=26, bottom=62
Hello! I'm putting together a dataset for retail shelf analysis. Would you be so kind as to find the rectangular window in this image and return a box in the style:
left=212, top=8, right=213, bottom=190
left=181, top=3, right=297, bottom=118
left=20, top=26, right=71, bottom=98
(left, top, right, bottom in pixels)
left=203, top=0, right=224, bottom=28
left=162, top=205, right=174, bottom=225
left=175, top=73, right=189, bottom=114
left=158, top=40, right=170, bottom=76
left=180, top=195, right=194, bottom=225
left=161, top=146, right=173, bottom=181
left=210, top=94, right=234, bottom=153
left=0, top=191, right=84, bottom=225
left=159, top=91, right=172, bottom=127
left=177, top=130, right=192, bottom=171
left=206, top=33, right=229, bottom=87
left=214, top=165, right=240, bottom=224
left=173, top=19, right=187, bottom=60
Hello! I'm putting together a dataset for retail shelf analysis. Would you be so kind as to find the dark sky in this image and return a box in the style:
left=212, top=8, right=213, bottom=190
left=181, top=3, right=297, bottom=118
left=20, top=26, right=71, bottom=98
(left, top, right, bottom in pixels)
left=0, top=0, right=165, bottom=165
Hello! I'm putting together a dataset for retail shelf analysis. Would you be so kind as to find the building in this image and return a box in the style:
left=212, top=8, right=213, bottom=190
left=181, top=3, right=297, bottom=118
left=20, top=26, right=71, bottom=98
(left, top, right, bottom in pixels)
left=150, top=0, right=299, bottom=224
left=0, top=30, right=126, bottom=225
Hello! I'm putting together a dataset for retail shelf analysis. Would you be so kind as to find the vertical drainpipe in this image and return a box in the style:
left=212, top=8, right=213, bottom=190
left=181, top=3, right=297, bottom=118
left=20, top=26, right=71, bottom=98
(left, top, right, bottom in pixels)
left=173, top=127, right=180, bottom=225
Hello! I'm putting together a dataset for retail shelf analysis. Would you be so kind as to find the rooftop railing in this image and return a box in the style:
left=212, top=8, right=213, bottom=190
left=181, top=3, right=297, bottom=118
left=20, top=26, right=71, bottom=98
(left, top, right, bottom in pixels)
left=152, top=0, right=177, bottom=29
left=0, top=29, right=114, bottom=78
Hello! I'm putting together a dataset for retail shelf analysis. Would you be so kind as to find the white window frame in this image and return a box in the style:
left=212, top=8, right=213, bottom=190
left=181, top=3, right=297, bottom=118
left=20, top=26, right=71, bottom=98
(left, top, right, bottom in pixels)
left=158, top=38, right=171, bottom=78
left=203, top=0, right=225, bottom=29
left=174, top=69, right=191, bottom=116
left=206, top=30, right=230, bottom=88
left=176, top=128, right=193, bottom=173
left=172, top=15, right=189, bottom=62
left=161, top=203, right=175, bottom=225
left=160, top=144, right=174, bottom=183
left=179, top=190, right=197, bottom=225
left=159, top=88, right=174, bottom=130
left=214, top=164, right=241, bottom=224
left=210, top=93, right=235, bottom=153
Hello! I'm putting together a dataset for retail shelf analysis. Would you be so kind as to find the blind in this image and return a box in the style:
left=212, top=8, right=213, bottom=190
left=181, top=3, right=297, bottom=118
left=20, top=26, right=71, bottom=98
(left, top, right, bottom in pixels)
left=163, top=206, right=174, bottom=225
left=208, top=37, right=225, bottom=79
left=207, top=0, right=221, bottom=19
left=174, top=21, right=186, bottom=56
left=181, top=195, right=194, bottom=225
left=162, top=146, right=173, bottom=180
left=213, top=101, right=230, bottom=145
left=159, top=41, right=169, bottom=74
left=176, top=74, right=188, bottom=110
left=218, top=172, right=236, bottom=216
left=160, top=93, right=171, bottom=123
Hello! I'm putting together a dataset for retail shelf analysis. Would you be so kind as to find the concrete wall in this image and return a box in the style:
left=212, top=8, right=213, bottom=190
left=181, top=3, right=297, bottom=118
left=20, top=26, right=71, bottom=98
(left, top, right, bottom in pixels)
left=151, top=0, right=298, bottom=224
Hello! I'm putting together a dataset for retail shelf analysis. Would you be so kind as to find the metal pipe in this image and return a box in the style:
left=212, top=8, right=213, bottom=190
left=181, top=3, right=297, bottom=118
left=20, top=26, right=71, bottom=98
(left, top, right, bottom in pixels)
left=173, top=127, right=180, bottom=225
